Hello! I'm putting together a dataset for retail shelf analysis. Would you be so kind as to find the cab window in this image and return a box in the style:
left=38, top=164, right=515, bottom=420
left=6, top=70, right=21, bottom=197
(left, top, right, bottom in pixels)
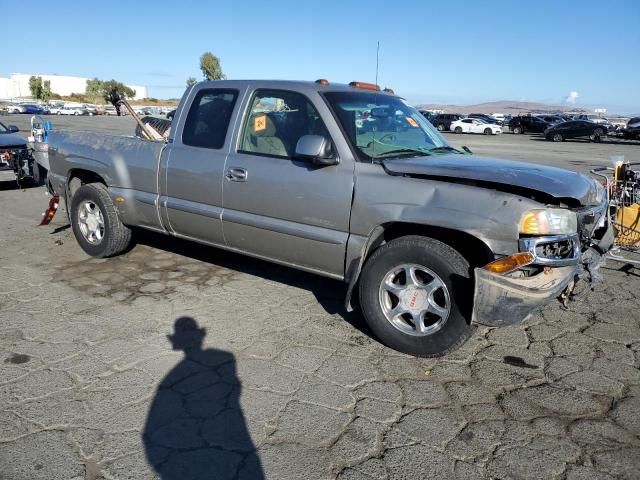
left=182, top=88, right=238, bottom=149
left=239, top=89, right=329, bottom=159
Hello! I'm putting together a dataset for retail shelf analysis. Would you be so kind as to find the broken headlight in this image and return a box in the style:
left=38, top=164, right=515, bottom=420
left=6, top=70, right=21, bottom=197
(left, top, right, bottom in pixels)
left=519, top=208, right=577, bottom=235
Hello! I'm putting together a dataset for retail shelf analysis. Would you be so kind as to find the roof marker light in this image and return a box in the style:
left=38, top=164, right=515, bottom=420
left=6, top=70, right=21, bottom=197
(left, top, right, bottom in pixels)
left=315, top=79, right=329, bottom=85
left=349, top=81, right=381, bottom=91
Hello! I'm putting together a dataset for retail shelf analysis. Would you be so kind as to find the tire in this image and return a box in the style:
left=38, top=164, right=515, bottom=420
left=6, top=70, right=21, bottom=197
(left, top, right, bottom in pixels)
left=32, top=163, right=46, bottom=186
left=512, top=126, right=522, bottom=134
left=484, top=128, right=492, bottom=135
left=359, top=235, right=473, bottom=357
left=553, top=133, right=563, bottom=142
left=70, top=183, right=133, bottom=258
left=454, top=126, right=463, bottom=134
left=437, top=123, right=445, bottom=132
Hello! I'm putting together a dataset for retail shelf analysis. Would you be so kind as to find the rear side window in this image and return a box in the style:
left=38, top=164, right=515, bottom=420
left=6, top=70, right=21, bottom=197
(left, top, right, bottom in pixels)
left=182, top=88, right=238, bottom=149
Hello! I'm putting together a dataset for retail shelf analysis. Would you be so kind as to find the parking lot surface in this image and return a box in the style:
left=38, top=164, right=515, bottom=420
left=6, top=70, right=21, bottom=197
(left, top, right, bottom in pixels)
left=1, top=116, right=639, bottom=479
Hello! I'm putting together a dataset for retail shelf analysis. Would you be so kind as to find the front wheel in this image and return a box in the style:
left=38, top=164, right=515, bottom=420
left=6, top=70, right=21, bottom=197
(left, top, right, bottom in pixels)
left=553, top=133, right=563, bottom=142
left=484, top=128, right=492, bottom=135
left=359, top=236, right=473, bottom=357
left=437, top=123, right=445, bottom=131
left=512, top=126, right=522, bottom=134
left=454, top=126, right=463, bottom=134
left=70, top=183, right=133, bottom=258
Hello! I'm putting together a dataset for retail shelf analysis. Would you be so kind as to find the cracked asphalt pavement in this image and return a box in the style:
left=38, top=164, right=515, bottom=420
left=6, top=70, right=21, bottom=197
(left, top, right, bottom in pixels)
left=1, top=119, right=639, bottom=479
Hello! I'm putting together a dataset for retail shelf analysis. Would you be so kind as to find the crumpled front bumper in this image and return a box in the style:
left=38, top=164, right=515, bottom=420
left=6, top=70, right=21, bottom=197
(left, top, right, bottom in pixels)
left=471, top=264, right=578, bottom=327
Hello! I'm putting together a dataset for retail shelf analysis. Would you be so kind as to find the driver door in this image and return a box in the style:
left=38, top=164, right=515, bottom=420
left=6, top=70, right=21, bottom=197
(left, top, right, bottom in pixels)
left=221, top=88, right=354, bottom=278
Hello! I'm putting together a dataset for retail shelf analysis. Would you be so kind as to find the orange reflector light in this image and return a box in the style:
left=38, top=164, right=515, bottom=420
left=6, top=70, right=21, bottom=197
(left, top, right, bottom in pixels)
left=383, top=87, right=394, bottom=94
left=39, top=195, right=60, bottom=226
left=315, top=79, right=329, bottom=85
left=483, top=252, right=535, bottom=275
left=349, top=81, right=381, bottom=91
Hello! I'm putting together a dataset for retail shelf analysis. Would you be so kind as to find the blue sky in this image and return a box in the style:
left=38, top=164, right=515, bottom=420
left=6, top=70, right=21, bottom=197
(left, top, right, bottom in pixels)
left=3, top=0, right=639, bottom=112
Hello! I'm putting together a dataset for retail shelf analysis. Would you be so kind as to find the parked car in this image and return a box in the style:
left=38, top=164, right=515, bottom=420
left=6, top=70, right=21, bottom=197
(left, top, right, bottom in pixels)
left=94, top=106, right=107, bottom=115
left=49, top=105, right=65, bottom=115
left=6, top=104, right=26, bottom=114
left=19, top=104, right=45, bottom=115
left=450, top=118, right=502, bottom=135
left=622, top=117, right=640, bottom=140
left=468, top=113, right=501, bottom=125
left=537, top=115, right=565, bottom=125
left=0, top=121, right=42, bottom=185
left=60, top=106, right=88, bottom=116
left=544, top=120, right=607, bottom=142
left=573, top=114, right=610, bottom=125
left=432, top=113, right=463, bottom=132
left=104, top=106, right=118, bottom=116
left=508, top=115, right=550, bottom=134
left=418, top=110, right=438, bottom=125
left=82, top=104, right=97, bottom=115
left=166, top=109, right=176, bottom=120
left=45, top=79, right=613, bottom=357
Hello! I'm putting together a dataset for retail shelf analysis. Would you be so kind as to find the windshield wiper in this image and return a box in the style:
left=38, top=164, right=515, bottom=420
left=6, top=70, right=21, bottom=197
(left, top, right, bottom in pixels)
left=428, top=146, right=464, bottom=154
left=374, top=148, right=431, bottom=158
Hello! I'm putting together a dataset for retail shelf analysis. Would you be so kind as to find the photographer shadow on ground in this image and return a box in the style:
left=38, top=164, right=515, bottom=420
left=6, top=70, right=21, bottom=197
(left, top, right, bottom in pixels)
left=143, top=317, right=264, bottom=479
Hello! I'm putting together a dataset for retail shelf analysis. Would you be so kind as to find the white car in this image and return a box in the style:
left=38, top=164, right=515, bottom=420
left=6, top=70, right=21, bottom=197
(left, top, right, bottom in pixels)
left=49, top=105, right=65, bottom=115
left=6, top=104, right=26, bottom=114
left=60, top=106, right=87, bottom=116
left=450, top=118, right=502, bottom=135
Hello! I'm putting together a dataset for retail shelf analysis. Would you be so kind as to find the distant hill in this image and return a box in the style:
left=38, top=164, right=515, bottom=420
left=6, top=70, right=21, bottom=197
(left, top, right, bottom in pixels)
left=415, top=100, right=592, bottom=115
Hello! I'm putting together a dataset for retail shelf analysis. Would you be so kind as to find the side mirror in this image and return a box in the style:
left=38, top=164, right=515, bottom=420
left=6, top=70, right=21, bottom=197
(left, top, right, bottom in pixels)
left=8, top=125, right=19, bottom=133
left=462, top=146, right=472, bottom=154
left=295, top=135, right=338, bottom=166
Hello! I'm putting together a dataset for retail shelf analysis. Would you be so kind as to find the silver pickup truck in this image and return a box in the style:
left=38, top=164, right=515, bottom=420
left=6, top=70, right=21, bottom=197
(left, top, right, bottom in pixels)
left=47, top=80, right=613, bottom=357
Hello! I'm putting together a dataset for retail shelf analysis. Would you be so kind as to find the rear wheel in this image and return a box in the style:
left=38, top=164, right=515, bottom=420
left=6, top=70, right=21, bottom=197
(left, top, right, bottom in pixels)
left=454, top=126, right=463, bottom=134
left=484, top=128, right=492, bottom=135
left=512, top=126, right=522, bottom=134
left=553, top=133, right=563, bottom=142
left=70, top=183, right=133, bottom=258
left=437, top=123, right=445, bottom=131
left=359, top=236, right=473, bottom=357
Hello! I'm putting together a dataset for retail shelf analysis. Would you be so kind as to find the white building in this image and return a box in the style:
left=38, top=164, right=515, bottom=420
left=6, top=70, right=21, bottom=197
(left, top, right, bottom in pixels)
left=0, top=73, right=147, bottom=100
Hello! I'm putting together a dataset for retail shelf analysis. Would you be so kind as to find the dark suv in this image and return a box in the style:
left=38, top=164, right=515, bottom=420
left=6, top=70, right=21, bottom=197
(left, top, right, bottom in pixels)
left=433, top=113, right=463, bottom=132
left=508, top=115, right=550, bottom=134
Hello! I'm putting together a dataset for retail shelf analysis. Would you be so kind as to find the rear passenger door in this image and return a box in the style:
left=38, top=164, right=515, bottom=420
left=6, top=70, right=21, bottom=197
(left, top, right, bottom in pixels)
left=221, top=88, right=354, bottom=278
left=159, top=86, right=242, bottom=245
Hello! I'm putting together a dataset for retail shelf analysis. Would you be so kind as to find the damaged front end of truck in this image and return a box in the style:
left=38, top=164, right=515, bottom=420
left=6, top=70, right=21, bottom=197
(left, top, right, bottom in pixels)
left=472, top=193, right=614, bottom=327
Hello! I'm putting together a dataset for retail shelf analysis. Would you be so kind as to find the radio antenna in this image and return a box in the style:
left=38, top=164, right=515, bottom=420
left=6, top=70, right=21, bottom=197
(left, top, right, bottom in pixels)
left=375, top=41, right=380, bottom=86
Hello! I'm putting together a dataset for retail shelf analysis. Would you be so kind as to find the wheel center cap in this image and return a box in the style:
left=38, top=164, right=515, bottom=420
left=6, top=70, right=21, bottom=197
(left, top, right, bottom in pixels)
left=400, top=288, right=427, bottom=311
left=87, top=215, right=98, bottom=231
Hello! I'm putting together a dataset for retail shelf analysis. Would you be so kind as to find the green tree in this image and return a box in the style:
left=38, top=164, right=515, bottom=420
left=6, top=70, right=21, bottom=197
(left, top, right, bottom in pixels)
left=199, top=52, right=225, bottom=81
left=28, top=76, right=44, bottom=99
left=85, top=78, right=104, bottom=104
left=41, top=80, right=52, bottom=102
left=186, top=76, right=197, bottom=87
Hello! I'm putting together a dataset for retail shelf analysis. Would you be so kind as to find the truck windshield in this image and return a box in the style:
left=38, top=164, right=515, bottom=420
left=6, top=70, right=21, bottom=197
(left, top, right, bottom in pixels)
left=324, top=91, right=451, bottom=161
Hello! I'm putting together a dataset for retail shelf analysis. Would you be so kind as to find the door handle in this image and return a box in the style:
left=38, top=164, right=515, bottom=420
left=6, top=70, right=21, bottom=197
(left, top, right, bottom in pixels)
left=225, top=167, right=248, bottom=182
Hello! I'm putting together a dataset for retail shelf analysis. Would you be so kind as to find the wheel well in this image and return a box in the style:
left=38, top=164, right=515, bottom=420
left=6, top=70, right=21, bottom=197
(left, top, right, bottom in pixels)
left=68, top=169, right=107, bottom=197
left=369, top=223, right=494, bottom=270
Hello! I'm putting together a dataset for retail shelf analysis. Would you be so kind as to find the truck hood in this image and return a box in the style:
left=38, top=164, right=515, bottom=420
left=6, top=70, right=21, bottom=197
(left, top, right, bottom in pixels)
left=382, top=154, right=601, bottom=207
left=0, top=133, right=27, bottom=148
